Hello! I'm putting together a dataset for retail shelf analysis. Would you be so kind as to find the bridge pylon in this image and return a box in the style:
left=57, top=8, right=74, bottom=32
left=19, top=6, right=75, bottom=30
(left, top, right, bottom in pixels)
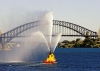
left=98, top=28, right=100, bottom=38
left=85, top=31, right=91, bottom=38
left=0, top=30, right=3, bottom=49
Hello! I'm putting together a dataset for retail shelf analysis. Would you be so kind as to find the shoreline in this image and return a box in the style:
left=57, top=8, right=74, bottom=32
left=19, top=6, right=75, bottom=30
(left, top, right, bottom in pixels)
left=58, top=37, right=100, bottom=48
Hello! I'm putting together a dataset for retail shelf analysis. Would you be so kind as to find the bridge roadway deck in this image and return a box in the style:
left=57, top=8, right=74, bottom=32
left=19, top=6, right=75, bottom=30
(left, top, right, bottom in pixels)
left=0, top=35, right=98, bottom=38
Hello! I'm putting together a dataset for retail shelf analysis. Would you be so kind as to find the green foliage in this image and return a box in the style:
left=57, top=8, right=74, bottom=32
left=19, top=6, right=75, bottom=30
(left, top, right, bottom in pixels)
left=71, top=40, right=76, bottom=44
left=82, top=38, right=96, bottom=47
left=74, top=40, right=83, bottom=47
left=59, top=37, right=100, bottom=48
left=60, top=45, right=65, bottom=48
left=76, top=38, right=81, bottom=42
left=67, top=44, right=74, bottom=48
left=62, top=40, right=69, bottom=43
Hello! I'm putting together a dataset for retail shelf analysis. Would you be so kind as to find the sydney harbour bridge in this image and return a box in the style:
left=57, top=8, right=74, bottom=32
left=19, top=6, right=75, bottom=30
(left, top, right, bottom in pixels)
left=0, top=20, right=98, bottom=47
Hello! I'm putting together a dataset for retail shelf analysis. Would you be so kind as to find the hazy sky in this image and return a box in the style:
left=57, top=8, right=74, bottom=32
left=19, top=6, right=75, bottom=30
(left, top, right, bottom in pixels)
left=0, top=0, right=100, bottom=33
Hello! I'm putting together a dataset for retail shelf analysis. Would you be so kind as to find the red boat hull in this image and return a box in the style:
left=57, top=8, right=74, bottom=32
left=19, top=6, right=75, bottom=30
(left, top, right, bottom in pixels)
left=43, top=60, right=57, bottom=64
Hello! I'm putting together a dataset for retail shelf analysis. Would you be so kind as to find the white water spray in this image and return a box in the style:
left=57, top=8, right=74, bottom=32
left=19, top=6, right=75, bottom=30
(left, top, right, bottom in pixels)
left=38, top=11, right=53, bottom=50
left=0, top=11, right=62, bottom=62
left=51, top=33, right=62, bottom=52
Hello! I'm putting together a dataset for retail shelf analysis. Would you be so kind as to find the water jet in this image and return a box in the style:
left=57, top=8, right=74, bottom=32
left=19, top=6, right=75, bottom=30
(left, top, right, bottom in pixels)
left=0, top=11, right=61, bottom=63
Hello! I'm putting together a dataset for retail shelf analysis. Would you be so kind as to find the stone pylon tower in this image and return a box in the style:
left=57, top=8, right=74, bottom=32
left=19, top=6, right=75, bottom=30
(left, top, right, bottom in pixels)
left=0, top=30, right=2, bottom=36
left=86, top=31, right=91, bottom=36
left=98, top=28, right=100, bottom=38
left=0, top=30, right=2, bottom=49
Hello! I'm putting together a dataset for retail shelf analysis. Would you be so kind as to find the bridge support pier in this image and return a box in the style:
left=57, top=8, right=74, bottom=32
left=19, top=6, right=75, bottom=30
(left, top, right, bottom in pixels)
left=0, top=37, right=3, bottom=49
left=0, top=37, right=1, bottom=43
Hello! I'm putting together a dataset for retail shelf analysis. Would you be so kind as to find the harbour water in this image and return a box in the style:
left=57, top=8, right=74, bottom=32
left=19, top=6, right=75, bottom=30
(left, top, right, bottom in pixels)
left=0, top=48, right=100, bottom=71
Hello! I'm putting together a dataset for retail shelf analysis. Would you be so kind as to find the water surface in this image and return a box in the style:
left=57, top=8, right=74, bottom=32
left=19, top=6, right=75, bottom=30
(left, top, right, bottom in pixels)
left=0, top=48, right=100, bottom=71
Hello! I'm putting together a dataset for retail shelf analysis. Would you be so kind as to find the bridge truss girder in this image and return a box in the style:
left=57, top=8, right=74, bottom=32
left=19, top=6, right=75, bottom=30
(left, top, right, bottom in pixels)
left=0, top=20, right=98, bottom=45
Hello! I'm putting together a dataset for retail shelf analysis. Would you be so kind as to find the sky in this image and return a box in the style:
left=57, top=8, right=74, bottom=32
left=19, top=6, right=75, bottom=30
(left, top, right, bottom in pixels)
left=0, top=0, right=100, bottom=40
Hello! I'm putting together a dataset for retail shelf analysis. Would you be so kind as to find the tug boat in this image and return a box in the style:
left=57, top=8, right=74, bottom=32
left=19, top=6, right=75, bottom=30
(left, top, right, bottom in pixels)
left=43, top=51, right=57, bottom=64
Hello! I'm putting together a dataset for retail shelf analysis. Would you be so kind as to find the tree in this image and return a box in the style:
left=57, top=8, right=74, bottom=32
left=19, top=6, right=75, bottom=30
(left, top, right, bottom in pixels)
left=71, top=40, right=76, bottom=44
left=62, top=40, right=69, bottom=43
left=83, top=38, right=95, bottom=47
left=73, top=41, right=83, bottom=47
left=76, top=38, right=82, bottom=42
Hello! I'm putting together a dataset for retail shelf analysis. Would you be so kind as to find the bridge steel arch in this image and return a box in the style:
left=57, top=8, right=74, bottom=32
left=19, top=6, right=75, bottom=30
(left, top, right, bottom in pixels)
left=1, top=21, right=39, bottom=45
left=0, top=20, right=98, bottom=45
left=53, top=20, right=97, bottom=36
